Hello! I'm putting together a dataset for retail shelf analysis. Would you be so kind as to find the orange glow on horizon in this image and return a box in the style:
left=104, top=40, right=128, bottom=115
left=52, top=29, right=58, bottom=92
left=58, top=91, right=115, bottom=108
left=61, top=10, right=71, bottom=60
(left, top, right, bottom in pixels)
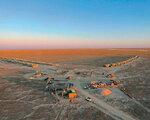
left=0, top=33, right=150, bottom=49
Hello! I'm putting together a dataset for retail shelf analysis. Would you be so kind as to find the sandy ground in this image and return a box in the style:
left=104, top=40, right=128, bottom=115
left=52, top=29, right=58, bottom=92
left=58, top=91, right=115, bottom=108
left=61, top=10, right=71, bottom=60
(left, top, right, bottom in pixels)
left=0, top=49, right=150, bottom=63
left=0, top=49, right=150, bottom=120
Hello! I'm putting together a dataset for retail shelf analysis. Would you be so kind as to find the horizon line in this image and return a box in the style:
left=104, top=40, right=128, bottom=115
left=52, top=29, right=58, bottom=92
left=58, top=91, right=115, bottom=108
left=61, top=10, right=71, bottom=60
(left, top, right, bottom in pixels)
left=0, top=48, right=150, bottom=51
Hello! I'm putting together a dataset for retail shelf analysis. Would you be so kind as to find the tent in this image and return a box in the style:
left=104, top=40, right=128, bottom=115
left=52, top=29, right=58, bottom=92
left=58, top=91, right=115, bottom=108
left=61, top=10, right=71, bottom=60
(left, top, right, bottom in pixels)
left=101, top=89, right=112, bottom=96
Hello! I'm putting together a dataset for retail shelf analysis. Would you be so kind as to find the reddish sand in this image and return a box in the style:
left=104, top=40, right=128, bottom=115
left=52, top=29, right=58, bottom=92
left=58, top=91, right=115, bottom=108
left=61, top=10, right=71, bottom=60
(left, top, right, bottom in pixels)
left=0, top=49, right=150, bottom=63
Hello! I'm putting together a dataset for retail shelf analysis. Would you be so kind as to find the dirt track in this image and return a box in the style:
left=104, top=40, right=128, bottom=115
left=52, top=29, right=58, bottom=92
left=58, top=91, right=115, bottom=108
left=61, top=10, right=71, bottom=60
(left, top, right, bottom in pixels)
left=74, top=79, right=136, bottom=120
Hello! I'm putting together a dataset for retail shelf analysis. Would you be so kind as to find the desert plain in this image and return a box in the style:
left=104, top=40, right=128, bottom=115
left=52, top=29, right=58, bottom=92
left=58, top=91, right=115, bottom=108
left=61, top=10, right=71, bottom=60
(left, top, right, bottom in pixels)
left=0, top=49, right=150, bottom=120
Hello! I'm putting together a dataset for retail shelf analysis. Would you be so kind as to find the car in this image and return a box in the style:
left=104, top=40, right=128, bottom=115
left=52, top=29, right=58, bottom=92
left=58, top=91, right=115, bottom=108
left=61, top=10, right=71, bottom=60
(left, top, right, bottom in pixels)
left=85, top=97, right=92, bottom=102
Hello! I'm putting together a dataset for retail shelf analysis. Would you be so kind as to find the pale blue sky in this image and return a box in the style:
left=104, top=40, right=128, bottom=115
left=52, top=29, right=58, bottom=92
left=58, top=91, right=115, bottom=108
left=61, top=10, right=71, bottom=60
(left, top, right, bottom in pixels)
left=0, top=0, right=150, bottom=49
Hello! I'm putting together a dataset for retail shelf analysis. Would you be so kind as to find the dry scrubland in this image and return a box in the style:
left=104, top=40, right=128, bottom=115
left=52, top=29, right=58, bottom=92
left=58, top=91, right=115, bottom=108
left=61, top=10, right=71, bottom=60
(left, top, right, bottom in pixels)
left=0, top=49, right=150, bottom=120
left=0, top=49, right=150, bottom=63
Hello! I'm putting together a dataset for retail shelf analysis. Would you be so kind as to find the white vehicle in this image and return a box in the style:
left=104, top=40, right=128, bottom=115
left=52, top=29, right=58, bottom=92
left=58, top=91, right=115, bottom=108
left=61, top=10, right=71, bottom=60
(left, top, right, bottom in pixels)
left=85, top=97, right=92, bottom=102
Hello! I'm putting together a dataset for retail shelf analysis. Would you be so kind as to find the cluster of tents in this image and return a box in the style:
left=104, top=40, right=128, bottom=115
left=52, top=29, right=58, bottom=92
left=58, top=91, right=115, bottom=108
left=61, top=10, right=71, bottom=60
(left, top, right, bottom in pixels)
left=103, top=56, right=139, bottom=67
left=44, top=75, right=78, bottom=102
left=85, top=80, right=118, bottom=89
left=62, top=87, right=78, bottom=102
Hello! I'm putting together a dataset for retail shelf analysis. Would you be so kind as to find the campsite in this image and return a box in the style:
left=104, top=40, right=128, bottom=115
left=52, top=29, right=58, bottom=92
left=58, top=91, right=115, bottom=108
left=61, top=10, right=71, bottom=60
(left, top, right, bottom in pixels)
left=0, top=49, right=150, bottom=120
left=0, top=0, right=150, bottom=119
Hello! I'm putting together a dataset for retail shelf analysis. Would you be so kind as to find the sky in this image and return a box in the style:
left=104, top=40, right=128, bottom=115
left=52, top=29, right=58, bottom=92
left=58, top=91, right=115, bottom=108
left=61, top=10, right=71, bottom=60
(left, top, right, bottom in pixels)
left=0, top=0, right=150, bottom=49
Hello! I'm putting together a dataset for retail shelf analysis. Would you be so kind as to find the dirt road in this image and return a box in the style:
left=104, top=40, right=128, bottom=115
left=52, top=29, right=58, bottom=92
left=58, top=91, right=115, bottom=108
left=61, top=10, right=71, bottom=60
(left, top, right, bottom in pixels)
left=0, top=56, right=150, bottom=120
left=73, top=77, right=136, bottom=120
